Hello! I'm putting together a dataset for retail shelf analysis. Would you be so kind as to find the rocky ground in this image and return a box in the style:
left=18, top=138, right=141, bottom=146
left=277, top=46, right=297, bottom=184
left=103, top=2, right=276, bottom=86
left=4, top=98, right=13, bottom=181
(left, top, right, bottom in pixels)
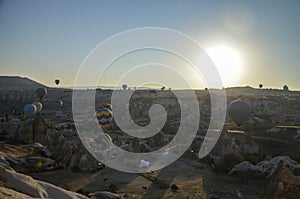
left=2, top=140, right=300, bottom=198
left=1, top=83, right=300, bottom=198
left=1, top=143, right=269, bottom=199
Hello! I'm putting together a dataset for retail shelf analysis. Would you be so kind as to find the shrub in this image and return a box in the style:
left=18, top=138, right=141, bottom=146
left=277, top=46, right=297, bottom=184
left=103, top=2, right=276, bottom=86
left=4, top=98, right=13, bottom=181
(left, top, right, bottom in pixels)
left=109, top=184, right=118, bottom=193
left=19, top=114, right=27, bottom=121
left=47, top=122, right=55, bottom=129
left=242, top=154, right=258, bottom=164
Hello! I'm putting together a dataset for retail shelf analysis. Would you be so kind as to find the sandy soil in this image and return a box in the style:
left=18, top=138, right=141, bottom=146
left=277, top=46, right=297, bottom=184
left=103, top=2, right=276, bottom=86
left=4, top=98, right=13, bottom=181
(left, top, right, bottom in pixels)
left=28, top=154, right=267, bottom=199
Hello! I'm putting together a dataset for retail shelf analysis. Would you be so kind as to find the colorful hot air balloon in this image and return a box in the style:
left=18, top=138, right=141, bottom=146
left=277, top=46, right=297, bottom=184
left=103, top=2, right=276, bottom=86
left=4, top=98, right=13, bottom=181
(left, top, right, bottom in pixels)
left=35, top=88, right=47, bottom=99
left=96, top=108, right=113, bottom=128
left=55, top=79, right=60, bottom=85
left=99, top=103, right=112, bottom=111
left=23, top=104, right=37, bottom=118
left=227, top=99, right=252, bottom=126
left=33, top=102, right=43, bottom=112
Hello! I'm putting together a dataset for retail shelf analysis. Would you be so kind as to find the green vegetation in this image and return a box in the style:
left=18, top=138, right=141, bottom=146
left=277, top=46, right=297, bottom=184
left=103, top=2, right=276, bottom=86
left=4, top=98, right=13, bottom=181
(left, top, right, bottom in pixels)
left=109, top=183, right=118, bottom=193
left=28, top=157, right=48, bottom=172
left=19, top=114, right=26, bottom=121
left=0, top=130, right=9, bottom=141
left=47, top=122, right=55, bottom=129
left=67, top=122, right=75, bottom=129
left=242, top=154, right=259, bottom=164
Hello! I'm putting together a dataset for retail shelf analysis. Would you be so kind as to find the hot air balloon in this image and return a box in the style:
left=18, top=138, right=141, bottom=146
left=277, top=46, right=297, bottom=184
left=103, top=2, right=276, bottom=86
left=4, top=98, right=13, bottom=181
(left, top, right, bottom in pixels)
left=55, top=79, right=60, bottom=85
left=259, top=84, right=263, bottom=89
left=33, top=102, right=43, bottom=112
left=100, top=103, right=112, bottom=111
left=122, top=84, right=128, bottom=90
left=96, top=108, right=113, bottom=128
left=35, top=88, right=47, bottom=99
left=23, top=104, right=37, bottom=118
left=149, top=90, right=157, bottom=99
left=53, top=100, right=63, bottom=107
left=227, top=99, right=252, bottom=126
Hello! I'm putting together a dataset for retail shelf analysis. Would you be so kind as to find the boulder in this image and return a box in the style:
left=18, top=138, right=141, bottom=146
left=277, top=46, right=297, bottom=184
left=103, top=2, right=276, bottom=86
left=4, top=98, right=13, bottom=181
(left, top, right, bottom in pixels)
left=31, top=142, right=52, bottom=157
left=88, top=191, right=121, bottom=199
left=0, top=187, right=33, bottom=199
left=0, top=163, right=88, bottom=199
left=229, top=156, right=300, bottom=178
left=78, top=154, right=90, bottom=171
left=33, top=115, right=50, bottom=145
left=13, top=116, right=49, bottom=145
left=0, top=155, right=10, bottom=167
left=15, top=120, right=34, bottom=144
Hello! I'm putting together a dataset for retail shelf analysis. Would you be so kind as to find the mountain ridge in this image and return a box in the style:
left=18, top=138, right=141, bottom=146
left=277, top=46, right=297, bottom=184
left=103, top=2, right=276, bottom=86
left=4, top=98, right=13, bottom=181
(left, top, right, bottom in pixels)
left=0, top=76, right=299, bottom=95
left=0, top=76, right=48, bottom=90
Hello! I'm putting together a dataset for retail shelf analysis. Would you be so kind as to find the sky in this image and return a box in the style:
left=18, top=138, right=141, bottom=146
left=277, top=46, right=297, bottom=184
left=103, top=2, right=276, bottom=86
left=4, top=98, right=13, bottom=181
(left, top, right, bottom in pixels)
left=0, top=0, right=300, bottom=90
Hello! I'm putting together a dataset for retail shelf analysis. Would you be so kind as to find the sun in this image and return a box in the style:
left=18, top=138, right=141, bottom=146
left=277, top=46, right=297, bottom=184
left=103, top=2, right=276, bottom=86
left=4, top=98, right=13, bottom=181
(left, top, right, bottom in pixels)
left=207, top=46, right=243, bottom=85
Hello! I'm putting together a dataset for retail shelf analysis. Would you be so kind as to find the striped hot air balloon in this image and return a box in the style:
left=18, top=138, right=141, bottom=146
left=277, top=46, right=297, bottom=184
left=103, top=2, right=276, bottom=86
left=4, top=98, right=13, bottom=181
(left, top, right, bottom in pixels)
left=96, top=108, right=113, bottom=128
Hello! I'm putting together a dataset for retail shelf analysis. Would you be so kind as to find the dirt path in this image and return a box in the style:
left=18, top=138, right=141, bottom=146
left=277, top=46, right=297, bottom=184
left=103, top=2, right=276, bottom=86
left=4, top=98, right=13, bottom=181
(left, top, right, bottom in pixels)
left=28, top=155, right=267, bottom=199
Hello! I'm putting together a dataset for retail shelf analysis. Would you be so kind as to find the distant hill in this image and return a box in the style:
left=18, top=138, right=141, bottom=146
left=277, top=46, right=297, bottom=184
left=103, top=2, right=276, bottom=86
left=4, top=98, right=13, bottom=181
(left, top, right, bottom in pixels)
left=225, top=86, right=300, bottom=96
left=0, top=76, right=47, bottom=90
left=0, top=76, right=299, bottom=96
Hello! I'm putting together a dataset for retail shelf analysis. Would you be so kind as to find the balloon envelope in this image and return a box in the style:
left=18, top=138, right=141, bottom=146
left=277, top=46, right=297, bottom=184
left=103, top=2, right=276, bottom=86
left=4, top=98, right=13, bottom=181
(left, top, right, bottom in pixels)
left=122, top=84, right=128, bottom=90
left=99, top=103, right=112, bottom=111
left=33, top=102, right=43, bottom=112
left=55, top=79, right=60, bottom=85
left=227, top=99, right=252, bottom=125
left=35, top=88, right=47, bottom=99
left=149, top=90, right=157, bottom=99
left=23, top=104, right=37, bottom=118
left=53, top=100, right=63, bottom=107
left=96, top=108, right=113, bottom=128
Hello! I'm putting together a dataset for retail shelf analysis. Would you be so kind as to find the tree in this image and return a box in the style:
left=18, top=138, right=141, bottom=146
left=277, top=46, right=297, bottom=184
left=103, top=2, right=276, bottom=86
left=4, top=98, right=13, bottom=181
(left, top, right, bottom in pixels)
left=122, top=84, right=128, bottom=90
left=283, top=85, right=289, bottom=91
left=161, top=86, right=165, bottom=91
left=259, top=84, right=263, bottom=89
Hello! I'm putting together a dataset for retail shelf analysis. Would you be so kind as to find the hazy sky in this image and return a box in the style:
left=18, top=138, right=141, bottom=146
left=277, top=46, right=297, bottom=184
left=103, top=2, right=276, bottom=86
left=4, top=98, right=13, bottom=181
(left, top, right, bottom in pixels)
left=0, top=0, right=299, bottom=89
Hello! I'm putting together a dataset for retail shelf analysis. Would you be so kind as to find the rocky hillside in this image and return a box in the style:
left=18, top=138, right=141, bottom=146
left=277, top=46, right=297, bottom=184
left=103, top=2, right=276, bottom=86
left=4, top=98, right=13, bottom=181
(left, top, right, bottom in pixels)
left=0, top=76, right=47, bottom=91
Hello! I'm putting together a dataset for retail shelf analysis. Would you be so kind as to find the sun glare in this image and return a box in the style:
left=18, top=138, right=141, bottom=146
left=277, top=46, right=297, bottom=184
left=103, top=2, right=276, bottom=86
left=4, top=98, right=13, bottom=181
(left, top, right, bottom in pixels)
left=207, top=46, right=243, bottom=85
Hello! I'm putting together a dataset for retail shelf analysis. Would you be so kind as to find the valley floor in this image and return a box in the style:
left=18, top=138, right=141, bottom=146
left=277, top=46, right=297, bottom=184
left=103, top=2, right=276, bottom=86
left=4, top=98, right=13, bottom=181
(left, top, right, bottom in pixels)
left=28, top=155, right=267, bottom=199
